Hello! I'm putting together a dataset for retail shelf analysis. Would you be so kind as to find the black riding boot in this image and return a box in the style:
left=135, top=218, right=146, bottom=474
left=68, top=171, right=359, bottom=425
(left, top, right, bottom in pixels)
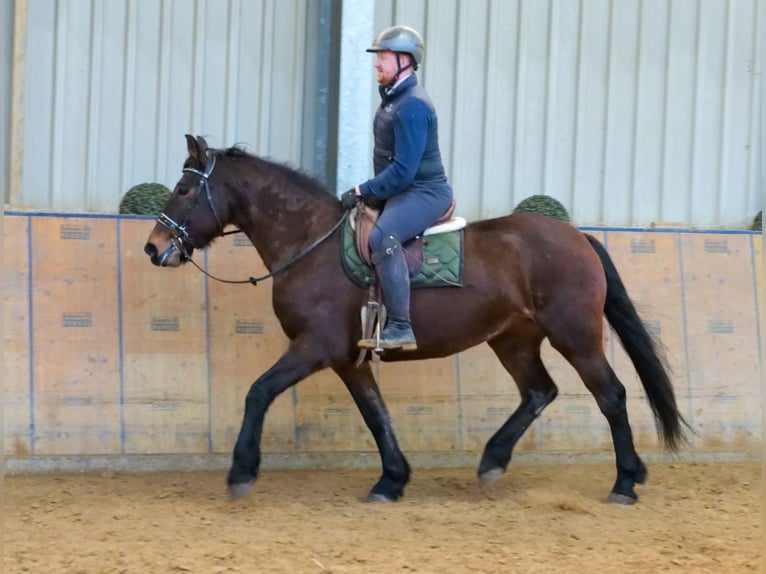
left=358, top=235, right=417, bottom=351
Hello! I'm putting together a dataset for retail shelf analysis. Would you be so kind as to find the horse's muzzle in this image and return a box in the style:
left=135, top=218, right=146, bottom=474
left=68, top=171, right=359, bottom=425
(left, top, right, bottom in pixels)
left=144, top=241, right=190, bottom=267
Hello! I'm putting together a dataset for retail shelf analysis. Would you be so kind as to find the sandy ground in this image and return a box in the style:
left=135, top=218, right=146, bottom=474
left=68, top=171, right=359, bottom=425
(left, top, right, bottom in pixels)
left=3, top=460, right=761, bottom=573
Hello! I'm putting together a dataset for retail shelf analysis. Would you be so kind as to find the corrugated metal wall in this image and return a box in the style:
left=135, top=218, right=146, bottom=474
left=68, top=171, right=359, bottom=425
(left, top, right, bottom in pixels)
left=9, top=0, right=764, bottom=228
left=375, top=0, right=762, bottom=227
left=15, top=0, right=334, bottom=212
left=1, top=0, right=12, bottom=199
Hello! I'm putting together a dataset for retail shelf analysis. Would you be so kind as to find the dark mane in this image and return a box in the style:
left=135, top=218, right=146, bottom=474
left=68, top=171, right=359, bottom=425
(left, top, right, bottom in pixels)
left=219, top=146, right=335, bottom=200
left=182, top=145, right=335, bottom=200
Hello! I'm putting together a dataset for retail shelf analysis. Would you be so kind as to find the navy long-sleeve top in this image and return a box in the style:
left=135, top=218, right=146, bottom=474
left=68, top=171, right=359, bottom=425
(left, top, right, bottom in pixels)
left=359, top=74, right=452, bottom=201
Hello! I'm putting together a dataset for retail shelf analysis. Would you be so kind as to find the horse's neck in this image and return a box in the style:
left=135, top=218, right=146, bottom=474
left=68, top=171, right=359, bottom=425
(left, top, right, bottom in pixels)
left=231, top=180, right=339, bottom=272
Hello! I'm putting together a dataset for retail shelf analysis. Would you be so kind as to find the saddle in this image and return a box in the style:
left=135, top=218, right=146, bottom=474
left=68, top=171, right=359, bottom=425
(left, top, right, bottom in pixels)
left=352, top=199, right=465, bottom=271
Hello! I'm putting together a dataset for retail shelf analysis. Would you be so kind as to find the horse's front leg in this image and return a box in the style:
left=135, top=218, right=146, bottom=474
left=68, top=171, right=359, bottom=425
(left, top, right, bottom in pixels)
left=227, top=342, right=325, bottom=500
left=333, top=363, right=410, bottom=502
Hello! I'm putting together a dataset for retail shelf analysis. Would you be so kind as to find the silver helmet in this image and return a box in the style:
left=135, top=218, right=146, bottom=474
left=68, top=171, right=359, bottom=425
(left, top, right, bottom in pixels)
left=366, top=25, right=425, bottom=69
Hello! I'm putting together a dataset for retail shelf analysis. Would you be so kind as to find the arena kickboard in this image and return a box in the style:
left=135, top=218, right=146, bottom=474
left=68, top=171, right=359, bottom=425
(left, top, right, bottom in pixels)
left=30, top=217, right=121, bottom=454
left=120, top=220, right=210, bottom=453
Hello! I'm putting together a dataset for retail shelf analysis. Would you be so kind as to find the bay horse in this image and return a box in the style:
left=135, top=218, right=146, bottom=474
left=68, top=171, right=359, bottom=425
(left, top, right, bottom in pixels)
left=145, top=135, right=686, bottom=504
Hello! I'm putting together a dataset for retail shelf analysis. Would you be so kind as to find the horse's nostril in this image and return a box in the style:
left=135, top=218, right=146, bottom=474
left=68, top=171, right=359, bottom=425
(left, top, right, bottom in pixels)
left=144, top=243, right=157, bottom=257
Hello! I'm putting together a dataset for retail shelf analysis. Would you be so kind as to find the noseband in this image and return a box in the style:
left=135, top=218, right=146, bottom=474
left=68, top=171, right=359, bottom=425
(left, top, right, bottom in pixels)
left=157, top=153, right=226, bottom=254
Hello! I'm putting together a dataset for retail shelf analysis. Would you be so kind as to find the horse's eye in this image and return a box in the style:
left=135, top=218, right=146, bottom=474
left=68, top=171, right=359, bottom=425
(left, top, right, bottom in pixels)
left=177, top=186, right=189, bottom=196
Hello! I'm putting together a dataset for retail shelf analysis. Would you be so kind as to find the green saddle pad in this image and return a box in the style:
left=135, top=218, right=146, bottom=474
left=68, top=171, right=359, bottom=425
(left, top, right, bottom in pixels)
left=340, top=217, right=464, bottom=289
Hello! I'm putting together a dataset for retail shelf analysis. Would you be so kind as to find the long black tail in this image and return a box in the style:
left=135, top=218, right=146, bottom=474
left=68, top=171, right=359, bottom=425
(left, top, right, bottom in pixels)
left=585, top=234, right=687, bottom=450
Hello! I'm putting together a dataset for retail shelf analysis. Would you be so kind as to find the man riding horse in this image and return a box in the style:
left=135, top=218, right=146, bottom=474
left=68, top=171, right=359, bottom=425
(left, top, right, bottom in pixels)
left=341, top=25, right=454, bottom=352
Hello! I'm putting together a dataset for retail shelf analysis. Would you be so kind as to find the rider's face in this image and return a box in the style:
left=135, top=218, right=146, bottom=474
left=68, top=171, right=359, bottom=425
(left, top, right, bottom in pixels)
left=374, top=51, right=407, bottom=85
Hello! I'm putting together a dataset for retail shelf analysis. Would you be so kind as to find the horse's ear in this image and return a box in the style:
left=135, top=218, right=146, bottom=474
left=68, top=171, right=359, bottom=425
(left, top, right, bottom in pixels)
left=185, top=134, right=206, bottom=165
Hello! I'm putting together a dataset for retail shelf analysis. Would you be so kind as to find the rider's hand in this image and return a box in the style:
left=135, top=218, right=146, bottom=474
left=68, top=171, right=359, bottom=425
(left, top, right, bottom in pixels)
left=340, top=188, right=360, bottom=210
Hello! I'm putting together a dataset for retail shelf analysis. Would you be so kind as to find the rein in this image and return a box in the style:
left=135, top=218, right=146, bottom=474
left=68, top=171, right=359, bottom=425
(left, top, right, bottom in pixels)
left=158, top=152, right=349, bottom=286
left=186, top=210, right=349, bottom=286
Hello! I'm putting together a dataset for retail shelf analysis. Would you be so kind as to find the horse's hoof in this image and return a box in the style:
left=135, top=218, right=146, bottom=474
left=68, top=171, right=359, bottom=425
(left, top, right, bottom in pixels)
left=606, top=492, right=637, bottom=505
left=228, top=481, right=254, bottom=501
left=478, top=468, right=504, bottom=488
left=365, top=492, right=396, bottom=503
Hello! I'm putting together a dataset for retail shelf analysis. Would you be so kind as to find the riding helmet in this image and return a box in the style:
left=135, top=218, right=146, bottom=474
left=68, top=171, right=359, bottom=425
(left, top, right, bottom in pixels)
left=366, top=25, right=425, bottom=69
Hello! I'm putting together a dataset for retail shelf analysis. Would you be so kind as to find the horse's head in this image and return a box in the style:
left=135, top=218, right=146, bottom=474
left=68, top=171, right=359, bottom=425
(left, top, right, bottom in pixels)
left=144, top=135, right=230, bottom=267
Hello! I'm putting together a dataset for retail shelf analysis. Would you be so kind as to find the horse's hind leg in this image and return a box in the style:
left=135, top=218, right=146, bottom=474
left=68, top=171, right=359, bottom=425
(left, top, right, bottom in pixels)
left=333, top=363, right=410, bottom=502
left=478, top=332, right=558, bottom=486
left=580, top=357, right=646, bottom=503
left=554, top=342, right=647, bottom=504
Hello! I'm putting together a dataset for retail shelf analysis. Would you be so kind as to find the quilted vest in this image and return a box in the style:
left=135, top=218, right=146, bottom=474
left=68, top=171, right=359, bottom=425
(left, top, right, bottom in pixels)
left=372, top=77, right=447, bottom=184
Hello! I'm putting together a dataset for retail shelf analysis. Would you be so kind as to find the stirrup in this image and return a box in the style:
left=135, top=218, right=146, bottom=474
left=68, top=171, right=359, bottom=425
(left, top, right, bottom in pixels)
left=370, top=319, right=418, bottom=351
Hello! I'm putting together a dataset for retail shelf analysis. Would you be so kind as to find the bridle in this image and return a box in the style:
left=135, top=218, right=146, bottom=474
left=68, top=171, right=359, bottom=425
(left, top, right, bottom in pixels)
left=157, top=153, right=231, bottom=253
left=156, top=151, right=349, bottom=286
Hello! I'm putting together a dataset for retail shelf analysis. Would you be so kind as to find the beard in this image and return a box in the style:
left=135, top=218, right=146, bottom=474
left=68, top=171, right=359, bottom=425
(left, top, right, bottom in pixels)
left=376, top=70, right=394, bottom=85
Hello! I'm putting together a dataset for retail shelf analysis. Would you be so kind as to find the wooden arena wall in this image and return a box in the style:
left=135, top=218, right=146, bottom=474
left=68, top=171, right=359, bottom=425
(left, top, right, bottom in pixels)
left=3, top=214, right=762, bottom=467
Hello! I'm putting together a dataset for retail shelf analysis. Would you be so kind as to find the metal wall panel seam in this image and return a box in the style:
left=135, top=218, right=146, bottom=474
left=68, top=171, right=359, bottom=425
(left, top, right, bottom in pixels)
left=686, top=2, right=701, bottom=226
left=156, top=0, right=173, bottom=184
left=112, top=1, right=127, bottom=199
left=479, top=0, right=515, bottom=216
left=257, top=0, right=275, bottom=153
left=511, top=0, right=528, bottom=213
left=644, top=0, right=669, bottom=225
left=8, top=0, right=26, bottom=205
left=85, top=0, right=100, bottom=211
left=224, top=0, right=241, bottom=147
left=476, top=0, right=492, bottom=206
left=475, top=0, right=492, bottom=215
left=121, top=0, right=138, bottom=194
left=546, top=1, right=578, bottom=216
left=192, top=0, right=206, bottom=137
left=449, top=0, right=461, bottom=186
left=657, top=0, right=672, bottom=223
left=627, top=0, right=642, bottom=227
left=429, top=0, right=459, bottom=192
left=289, top=1, right=308, bottom=161
left=542, top=0, right=556, bottom=201
left=598, top=0, right=615, bottom=225
left=1, top=0, right=14, bottom=202
left=717, top=0, right=732, bottom=223
left=570, top=0, right=583, bottom=217
left=253, top=0, right=268, bottom=153
left=746, top=0, right=761, bottom=212
left=50, top=0, right=66, bottom=208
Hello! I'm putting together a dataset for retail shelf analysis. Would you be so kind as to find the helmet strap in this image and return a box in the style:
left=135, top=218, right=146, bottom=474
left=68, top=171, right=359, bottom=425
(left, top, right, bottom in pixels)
left=395, top=53, right=415, bottom=77
left=385, top=53, right=413, bottom=92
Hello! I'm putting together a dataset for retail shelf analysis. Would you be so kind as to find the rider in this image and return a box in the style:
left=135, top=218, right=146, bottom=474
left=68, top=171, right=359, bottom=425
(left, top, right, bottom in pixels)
left=340, top=25, right=454, bottom=352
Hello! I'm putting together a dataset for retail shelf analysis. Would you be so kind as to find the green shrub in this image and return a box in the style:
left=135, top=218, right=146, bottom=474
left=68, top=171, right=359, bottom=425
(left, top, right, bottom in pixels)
left=513, top=194, right=571, bottom=223
left=119, top=183, right=171, bottom=215
left=751, top=211, right=762, bottom=231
